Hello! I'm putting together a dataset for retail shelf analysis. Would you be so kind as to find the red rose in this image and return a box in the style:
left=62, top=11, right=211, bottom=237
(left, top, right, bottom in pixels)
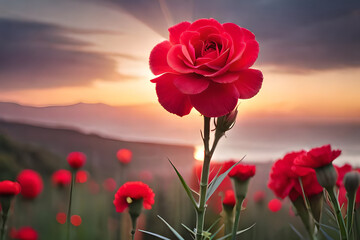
left=294, top=144, right=341, bottom=169
left=113, top=181, right=155, bottom=213
left=228, top=163, right=256, bottom=181
left=222, top=190, right=236, bottom=208
left=52, top=169, right=71, bottom=187
left=116, top=149, right=132, bottom=165
left=268, top=151, right=323, bottom=201
left=67, top=152, right=86, bottom=170
left=268, top=199, right=282, bottom=212
left=16, top=170, right=43, bottom=199
left=150, top=18, right=263, bottom=117
left=14, top=227, right=38, bottom=240
left=0, top=180, right=21, bottom=196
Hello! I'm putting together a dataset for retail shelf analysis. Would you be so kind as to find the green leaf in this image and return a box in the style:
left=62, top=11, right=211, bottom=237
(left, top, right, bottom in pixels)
left=181, top=223, right=195, bottom=236
left=158, top=215, right=185, bottom=240
left=206, top=157, right=245, bottom=202
left=216, top=223, right=255, bottom=240
left=209, top=224, right=224, bottom=240
left=206, top=218, right=221, bottom=232
left=168, top=159, right=198, bottom=210
left=289, top=224, right=305, bottom=240
left=138, top=230, right=171, bottom=240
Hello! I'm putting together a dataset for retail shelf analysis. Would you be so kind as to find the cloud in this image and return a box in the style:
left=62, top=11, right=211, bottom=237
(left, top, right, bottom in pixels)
left=99, top=0, right=360, bottom=71
left=0, top=18, right=129, bottom=90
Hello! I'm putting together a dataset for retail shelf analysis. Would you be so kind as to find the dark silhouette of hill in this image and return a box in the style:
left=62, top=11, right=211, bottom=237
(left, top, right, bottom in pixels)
left=0, top=119, right=195, bottom=180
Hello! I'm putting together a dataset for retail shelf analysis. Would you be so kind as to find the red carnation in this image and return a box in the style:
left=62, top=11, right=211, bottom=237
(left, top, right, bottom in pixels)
left=116, top=149, right=132, bottom=165
left=52, top=169, right=71, bottom=187
left=67, top=152, right=86, bottom=170
left=253, top=190, right=266, bottom=203
left=0, top=180, right=21, bottom=196
left=228, top=164, right=256, bottom=181
left=56, top=212, right=66, bottom=224
left=150, top=18, right=263, bottom=117
left=222, top=190, right=236, bottom=208
left=268, top=151, right=323, bottom=201
left=14, top=227, right=38, bottom=240
left=103, top=178, right=117, bottom=192
left=268, top=199, right=282, bottom=212
left=113, top=181, right=155, bottom=213
left=17, top=170, right=43, bottom=199
left=71, top=215, right=82, bottom=227
left=294, top=144, right=341, bottom=169
left=76, top=170, right=88, bottom=184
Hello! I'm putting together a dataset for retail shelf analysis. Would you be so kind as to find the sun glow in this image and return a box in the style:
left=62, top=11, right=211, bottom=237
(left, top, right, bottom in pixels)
left=194, top=145, right=204, bottom=162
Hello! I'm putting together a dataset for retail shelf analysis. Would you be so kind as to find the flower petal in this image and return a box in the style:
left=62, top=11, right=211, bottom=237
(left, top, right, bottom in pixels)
left=190, top=83, right=239, bottom=117
left=149, top=41, right=176, bottom=75
left=211, top=72, right=240, bottom=83
left=229, top=40, right=259, bottom=71
left=167, top=44, right=194, bottom=74
left=233, top=69, right=263, bottom=99
left=173, top=74, right=209, bottom=94
left=189, top=18, right=224, bottom=32
left=169, top=21, right=191, bottom=44
left=151, top=73, right=193, bottom=117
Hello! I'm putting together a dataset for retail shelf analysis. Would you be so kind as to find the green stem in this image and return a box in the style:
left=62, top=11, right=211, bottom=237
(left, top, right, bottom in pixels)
left=326, top=187, right=348, bottom=240
left=130, top=216, right=137, bottom=240
left=346, top=192, right=356, bottom=236
left=0, top=212, right=8, bottom=240
left=231, top=197, right=244, bottom=240
left=67, top=170, right=76, bottom=240
left=224, top=209, right=234, bottom=239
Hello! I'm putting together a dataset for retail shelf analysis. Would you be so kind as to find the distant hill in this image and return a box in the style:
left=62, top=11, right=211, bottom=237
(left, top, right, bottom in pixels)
left=0, top=119, right=195, bottom=180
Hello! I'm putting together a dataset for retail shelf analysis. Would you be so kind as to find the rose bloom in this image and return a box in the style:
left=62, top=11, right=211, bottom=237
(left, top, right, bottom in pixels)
left=116, top=149, right=132, bottom=165
left=52, top=170, right=71, bottom=187
left=150, top=18, right=263, bottom=117
left=268, top=199, right=282, bottom=212
left=228, top=163, right=256, bottom=181
left=14, top=227, right=38, bottom=240
left=67, top=152, right=86, bottom=169
left=0, top=180, right=21, bottom=196
left=294, top=144, right=341, bottom=169
left=268, top=151, right=323, bottom=201
left=113, top=181, right=155, bottom=213
left=222, top=190, right=236, bottom=208
left=17, top=170, right=43, bottom=199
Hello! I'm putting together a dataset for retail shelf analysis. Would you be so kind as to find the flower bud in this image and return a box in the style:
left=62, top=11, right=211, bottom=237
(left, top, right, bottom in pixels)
left=344, top=171, right=360, bottom=194
left=215, top=108, right=238, bottom=134
left=315, top=163, right=338, bottom=189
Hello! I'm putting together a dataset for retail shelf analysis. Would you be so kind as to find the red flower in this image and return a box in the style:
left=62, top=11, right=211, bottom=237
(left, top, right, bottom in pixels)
left=67, top=152, right=86, bottom=170
left=268, top=199, right=282, bottom=212
left=116, top=149, right=132, bottom=165
left=228, top=163, right=256, bottom=181
left=294, top=144, right=341, bottom=169
left=52, top=169, right=71, bottom=187
left=56, top=212, right=66, bottom=224
left=103, top=178, right=117, bottom=192
left=268, top=151, right=323, bottom=201
left=334, top=164, right=352, bottom=187
left=16, top=170, right=43, bottom=199
left=0, top=180, right=21, bottom=196
left=76, top=170, right=88, bottom=183
left=150, top=18, right=263, bottom=117
left=14, top=227, right=38, bottom=240
left=253, top=190, right=266, bottom=203
left=222, top=190, right=236, bottom=208
left=113, top=181, right=155, bottom=213
left=71, top=215, right=82, bottom=227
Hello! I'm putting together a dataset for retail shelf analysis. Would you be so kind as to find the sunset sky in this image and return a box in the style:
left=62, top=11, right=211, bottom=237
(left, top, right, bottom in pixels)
left=0, top=0, right=359, bottom=122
